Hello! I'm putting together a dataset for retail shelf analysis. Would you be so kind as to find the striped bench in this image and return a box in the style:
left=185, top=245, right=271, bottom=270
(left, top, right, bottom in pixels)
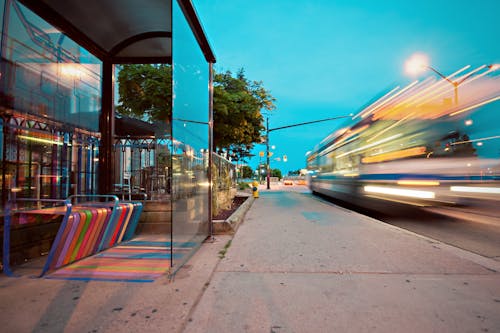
left=2, top=195, right=143, bottom=277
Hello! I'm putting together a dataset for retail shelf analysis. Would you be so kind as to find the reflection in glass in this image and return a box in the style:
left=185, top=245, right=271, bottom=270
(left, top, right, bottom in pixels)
left=172, top=0, right=210, bottom=269
left=0, top=1, right=102, bottom=208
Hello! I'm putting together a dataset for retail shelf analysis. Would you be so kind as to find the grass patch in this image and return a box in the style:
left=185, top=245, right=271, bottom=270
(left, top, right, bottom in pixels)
left=238, top=182, right=250, bottom=190
left=218, top=239, right=232, bottom=259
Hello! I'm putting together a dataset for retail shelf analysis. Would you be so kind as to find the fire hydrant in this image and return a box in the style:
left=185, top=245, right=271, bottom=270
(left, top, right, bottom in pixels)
left=252, top=180, right=259, bottom=198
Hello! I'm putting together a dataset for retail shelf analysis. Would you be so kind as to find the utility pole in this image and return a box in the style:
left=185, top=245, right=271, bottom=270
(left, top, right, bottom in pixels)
left=266, top=117, right=270, bottom=189
left=265, top=114, right=352, bottom=190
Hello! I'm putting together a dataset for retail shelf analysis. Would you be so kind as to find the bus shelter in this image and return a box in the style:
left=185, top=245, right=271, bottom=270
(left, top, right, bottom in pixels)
left=0, top=0, right=215, bottom=277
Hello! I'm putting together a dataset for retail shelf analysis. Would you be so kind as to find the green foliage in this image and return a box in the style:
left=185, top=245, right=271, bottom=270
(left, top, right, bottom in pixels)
left=218, top=240, right=232, bottom=259
left=238, top=181, right=250, bottom=190
left=116, top=65, right=276, bottom=154
left=240, top=165, right=253, bottom=179
left=116, top=64, right=172, bottom=122
left=214, top=69, right=276, bottom=154
left=271, top=168, right=282, bottom=179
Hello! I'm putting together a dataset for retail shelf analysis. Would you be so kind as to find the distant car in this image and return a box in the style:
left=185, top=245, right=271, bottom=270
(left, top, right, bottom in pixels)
left=283, top=179, right=293, bottom=185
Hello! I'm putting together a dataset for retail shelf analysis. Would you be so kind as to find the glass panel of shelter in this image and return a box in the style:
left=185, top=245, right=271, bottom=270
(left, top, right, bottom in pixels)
left=171, top=0, right=210, bottom=270
left=0, top=0, right=101, bottom=210
left=1, top=0, right=213, bottom=274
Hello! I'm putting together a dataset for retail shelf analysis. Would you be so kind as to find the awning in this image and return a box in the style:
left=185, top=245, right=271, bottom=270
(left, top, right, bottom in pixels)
left=18, top=0, right=216, bottom=64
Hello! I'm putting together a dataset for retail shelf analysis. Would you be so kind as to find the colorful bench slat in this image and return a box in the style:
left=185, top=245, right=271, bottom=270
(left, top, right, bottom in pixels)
left=122, top=203, right=144, bottom=242
left=3, top=196, right=144, bottom=277
left=48, top=202, right=143, bottom=273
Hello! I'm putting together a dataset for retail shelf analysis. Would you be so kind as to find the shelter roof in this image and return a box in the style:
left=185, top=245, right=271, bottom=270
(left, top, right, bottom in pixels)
left=19, top=0, right=215, bottom=64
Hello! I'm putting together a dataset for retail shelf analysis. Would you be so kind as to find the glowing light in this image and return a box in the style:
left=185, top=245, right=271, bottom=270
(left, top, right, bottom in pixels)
left=59, top=64, right=83, bottom=78
left=18, top=135, right=63, bottom=146
left=404, top=53, right=429, bottom=76
left=353, top=86, right=400, bottom=119
left=364, top=185, right=435, bottom=199
left=397, top=180, right=440, bottom=186
left=465, top=119, right=473, bottom=126
left=367, top=113, right=413, bottom=142
left=343, top=173, right=359, bottom=177
left=365, top=81, right=419, bottom=119
left=477, top=142, right=483, bottom=146
left=451, top=186, right=500, bottom=194
left=319, top=125, right=370, bottom=157
left=336, top=133, right=403, bottom=159
left=451, top=134, right=500, bottom=146
left=449, top=95, right=500, bottom=116
left=362, top=146, right=426, bottom=164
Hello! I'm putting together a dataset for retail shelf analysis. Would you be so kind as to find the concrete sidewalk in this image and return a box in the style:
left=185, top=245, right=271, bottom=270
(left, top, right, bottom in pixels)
left=0, top=234, right=232, bottom=333
left=184, top=190, right=500, bottom=332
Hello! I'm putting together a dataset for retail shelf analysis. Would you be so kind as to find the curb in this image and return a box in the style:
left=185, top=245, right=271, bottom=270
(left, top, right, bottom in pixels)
left=213, top=195, right=255, bottom=234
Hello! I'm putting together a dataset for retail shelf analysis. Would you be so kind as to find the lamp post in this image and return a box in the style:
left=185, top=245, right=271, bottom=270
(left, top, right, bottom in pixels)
left=266, top=117, right=270, bottom=188
left=264, top=114, right=353, bottom=190
left=404, top=53, right=499, bottom=105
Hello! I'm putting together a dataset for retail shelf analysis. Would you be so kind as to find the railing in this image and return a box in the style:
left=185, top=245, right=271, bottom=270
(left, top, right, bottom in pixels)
left=212, top=153, right=237, bottom=191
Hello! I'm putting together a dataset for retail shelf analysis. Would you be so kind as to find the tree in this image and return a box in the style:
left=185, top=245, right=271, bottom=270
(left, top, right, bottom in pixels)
left=116, top=65, right=276, bottom=155
left=240, top=165, right=253, bottom=179
left=213, top=69, right=275, bottom=156
left=116, top=64, right=172, bottom=122
left=271, top=168, right=282, bottom=179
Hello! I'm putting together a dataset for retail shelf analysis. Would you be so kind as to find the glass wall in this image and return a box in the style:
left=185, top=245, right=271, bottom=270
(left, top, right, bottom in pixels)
left=113, top=64, right=172, bottom=203
left=172, top=0, right=210, bottom=268
left=0, top=0, right=102, bottom=207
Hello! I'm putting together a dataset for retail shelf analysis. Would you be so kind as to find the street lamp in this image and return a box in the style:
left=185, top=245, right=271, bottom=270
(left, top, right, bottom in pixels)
left=264, top=114, right=353, bottom=190
left=404, top=53, right=499, bottom=105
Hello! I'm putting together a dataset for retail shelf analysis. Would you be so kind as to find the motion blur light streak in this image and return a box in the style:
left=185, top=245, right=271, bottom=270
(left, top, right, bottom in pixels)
left=364, top=186, right=436, bottom=199
left=342, top=173, right=359, bottom=177
left=367, top=113, right=413, bottom=143
left=395, top=77, right=435, bottom=107
left=361, top=81, right=419, bottom=120
left=320, top=125, right=369, bottom=156
left=449, top=95, right=500, bottom=117
left=336, top=133, right=403, bottom=159
left=370, top=80, right=420, bottom=120
left=308, top=63, right=500, bottom=208
left=422, top=65, right=492, bottom=108
left=397, top=180, right=440, bottom=186
left=354, top=86, right=400, bottom=119
left=450, top=186, right=500, bottom=194
left=18, top=135, right=63, bottom=146
left=451, top=134, right=500, bottom=146
left=362, top=146, right=426, bottom=163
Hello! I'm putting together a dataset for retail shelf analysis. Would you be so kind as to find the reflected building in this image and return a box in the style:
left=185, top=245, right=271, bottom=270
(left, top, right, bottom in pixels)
left=1, top=0, right=216, bottom=273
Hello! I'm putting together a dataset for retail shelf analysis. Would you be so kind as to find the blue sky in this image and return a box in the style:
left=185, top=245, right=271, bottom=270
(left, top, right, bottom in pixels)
left=194, top=0, right=500, bottom=174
